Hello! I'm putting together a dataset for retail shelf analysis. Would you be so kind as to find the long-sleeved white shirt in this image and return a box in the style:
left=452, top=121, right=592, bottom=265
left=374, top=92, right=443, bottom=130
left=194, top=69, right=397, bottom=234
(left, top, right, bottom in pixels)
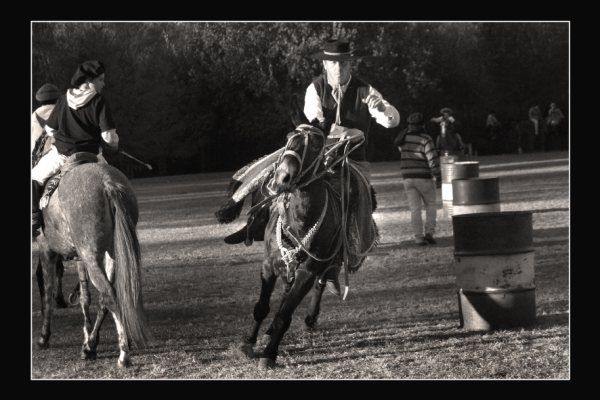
left=303, top=76, right=400, bottom=132
left=31, top=105, right=55, bottom=152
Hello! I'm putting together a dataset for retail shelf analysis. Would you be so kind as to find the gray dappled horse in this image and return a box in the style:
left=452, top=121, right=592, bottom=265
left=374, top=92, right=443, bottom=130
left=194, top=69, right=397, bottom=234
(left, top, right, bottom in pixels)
left=35, top=160, right=150, bottom=367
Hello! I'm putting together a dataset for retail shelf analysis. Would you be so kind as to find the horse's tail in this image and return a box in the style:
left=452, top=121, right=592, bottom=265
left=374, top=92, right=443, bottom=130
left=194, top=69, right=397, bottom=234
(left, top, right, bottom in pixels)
left=105, top=181, right=151, bottom=349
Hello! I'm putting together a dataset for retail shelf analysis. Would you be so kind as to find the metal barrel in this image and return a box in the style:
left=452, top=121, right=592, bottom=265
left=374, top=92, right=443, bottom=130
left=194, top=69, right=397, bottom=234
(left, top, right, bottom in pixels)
left=452, top=211, right=536, bottom=331
left=441, top=160, right=479, bottom=216
left=451, top=177, right=501, bottom=216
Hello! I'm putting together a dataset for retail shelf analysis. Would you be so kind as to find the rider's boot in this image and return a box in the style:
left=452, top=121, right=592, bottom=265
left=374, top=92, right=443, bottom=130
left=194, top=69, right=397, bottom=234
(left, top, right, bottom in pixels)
left=224, top=205, right=270, bottom=246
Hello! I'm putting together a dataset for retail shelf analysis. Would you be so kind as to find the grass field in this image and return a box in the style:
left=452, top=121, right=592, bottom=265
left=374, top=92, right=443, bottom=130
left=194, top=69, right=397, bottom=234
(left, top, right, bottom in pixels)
left=31, top=151, right=569, bottom=380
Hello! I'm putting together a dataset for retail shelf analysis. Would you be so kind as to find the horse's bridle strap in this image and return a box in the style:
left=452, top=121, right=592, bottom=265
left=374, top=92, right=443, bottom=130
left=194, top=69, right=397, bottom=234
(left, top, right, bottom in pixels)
left=282, top=150, right=303, bottom=167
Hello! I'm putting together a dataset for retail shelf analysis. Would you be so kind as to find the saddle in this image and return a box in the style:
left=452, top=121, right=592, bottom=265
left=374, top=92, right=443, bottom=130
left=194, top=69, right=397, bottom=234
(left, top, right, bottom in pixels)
left=39, top=152, right=99, bottom=209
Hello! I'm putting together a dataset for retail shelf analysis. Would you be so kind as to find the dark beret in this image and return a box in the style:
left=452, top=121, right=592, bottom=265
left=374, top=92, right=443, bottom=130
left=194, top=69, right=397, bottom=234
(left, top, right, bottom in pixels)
left=35, top=83, right=60, bottom=102
left=70, top=60, right=105, bottom=87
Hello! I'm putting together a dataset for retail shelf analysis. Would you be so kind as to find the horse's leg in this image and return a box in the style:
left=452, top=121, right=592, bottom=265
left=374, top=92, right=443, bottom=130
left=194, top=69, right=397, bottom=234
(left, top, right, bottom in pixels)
left=53, top=257, right=68, bottom=308
left=80, top=252, right=130, bottom=368
left=264, top=279, right=293, bottom=337
left=37, top=244, right=57, bottom=349
left=304, top=278, right=327, bottom=330
left=109, top=310, right=131, bottom=368
left=35, top=256, right=45, bottom=315
left=85, top=255, right=114, bottom=359
left=88, top=295, right=109, bottom=354
left=260, top=268, right=316, bottom=368
left=76, top=261, right=96, bottom=360
left=239, top=261, right=277, bottom=358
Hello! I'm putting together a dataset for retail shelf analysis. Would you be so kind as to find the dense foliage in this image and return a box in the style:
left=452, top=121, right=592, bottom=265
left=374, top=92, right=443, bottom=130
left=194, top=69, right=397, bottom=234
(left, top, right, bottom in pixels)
left=32, top=22, right=568, bottom=177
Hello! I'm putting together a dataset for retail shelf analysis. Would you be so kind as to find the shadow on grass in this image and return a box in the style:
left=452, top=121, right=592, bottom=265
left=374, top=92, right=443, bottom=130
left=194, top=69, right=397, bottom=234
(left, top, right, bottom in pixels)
left=288, top=321, right=568, bottom=367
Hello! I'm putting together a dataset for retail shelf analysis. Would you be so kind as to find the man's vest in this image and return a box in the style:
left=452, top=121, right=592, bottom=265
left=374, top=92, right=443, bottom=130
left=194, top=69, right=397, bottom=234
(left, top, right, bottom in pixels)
left=312, top=75, right=373, bottom=161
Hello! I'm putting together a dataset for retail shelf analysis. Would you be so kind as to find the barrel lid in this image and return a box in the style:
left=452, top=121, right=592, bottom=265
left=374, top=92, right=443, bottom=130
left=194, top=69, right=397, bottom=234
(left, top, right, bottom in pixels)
left=454, top=161, right=480, bottom=165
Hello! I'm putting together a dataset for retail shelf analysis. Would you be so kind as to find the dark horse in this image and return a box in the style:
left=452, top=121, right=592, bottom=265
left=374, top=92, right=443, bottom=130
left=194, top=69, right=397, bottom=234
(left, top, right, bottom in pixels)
left=35, top=159, right=151, bottom=367
left=235, top=114, right=362, bottom=368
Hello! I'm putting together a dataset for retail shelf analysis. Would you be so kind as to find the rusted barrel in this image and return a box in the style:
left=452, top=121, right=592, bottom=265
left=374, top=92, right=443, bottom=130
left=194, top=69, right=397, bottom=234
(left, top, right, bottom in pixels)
left=452, top=177, right=501, bottom=216
left=452, top=211, right=536, bottom=331
left=442, top=160, right=479, bottom=217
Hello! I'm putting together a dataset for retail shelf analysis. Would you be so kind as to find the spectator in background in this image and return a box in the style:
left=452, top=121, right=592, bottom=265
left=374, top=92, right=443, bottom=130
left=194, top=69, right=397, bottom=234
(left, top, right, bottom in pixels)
left=546, top=102, right=565, bottom=150
left=517, top=105, right=545, bottom=153
left=431, top=107, right=466, bottom=156
left=394, top=112, right=441, bottom=246
left=485, top=110, right=502, bottom=154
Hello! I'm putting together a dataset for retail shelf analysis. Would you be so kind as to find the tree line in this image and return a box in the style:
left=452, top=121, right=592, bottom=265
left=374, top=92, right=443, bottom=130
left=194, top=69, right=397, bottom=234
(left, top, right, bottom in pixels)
left=32, top=22, right=568, bottom=177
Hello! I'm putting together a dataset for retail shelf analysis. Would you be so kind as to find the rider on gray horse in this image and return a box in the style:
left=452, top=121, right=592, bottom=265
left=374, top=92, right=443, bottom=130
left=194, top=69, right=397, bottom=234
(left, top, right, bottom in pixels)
left=32, top=60, right=119, bottom=237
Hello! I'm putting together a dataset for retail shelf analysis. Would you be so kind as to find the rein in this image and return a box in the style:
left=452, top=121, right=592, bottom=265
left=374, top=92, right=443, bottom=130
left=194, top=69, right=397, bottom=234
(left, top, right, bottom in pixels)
left=247, top=132, right=364, bottom=216
left=276, top=190, right=332, bottom=282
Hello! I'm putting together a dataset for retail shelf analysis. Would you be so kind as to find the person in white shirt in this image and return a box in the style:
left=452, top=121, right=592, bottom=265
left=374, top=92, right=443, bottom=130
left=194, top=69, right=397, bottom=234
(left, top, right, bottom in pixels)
left=303, top=38, right=400, bottom=164
left=32, top=83, right=59, bottom=156
left=224, top=40, right=400, bottom=297
left=303, top=38, right=400, bottom=295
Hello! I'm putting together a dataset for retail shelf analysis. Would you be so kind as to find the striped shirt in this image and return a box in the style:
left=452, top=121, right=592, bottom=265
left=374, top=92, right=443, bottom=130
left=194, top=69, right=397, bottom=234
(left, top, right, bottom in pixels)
left=395, top=128, right=441, bottom=180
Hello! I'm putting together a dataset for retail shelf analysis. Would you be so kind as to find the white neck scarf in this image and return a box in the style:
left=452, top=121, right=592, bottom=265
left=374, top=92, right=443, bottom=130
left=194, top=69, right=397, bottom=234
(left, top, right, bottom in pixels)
left=67, top=87, right=98, bottom=110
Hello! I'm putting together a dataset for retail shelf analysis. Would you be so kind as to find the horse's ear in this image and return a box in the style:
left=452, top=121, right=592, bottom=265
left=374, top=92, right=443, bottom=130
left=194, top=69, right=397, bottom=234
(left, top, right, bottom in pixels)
left=290, top=94, right=309, bottom=128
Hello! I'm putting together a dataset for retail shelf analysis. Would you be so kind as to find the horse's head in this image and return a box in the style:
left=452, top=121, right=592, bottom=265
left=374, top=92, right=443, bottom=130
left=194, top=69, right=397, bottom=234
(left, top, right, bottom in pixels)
left=271, top=124, right=325, bottom=192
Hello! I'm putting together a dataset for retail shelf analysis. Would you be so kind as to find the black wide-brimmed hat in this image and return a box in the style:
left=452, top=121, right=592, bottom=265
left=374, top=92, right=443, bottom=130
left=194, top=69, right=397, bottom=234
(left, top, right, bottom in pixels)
left=70, top=60, right=105, bottom=87
left=310, top=39, right=362, bottom=61
left=440, top=107, right=454, bottom=115
left=35, top=83, right=60, bottom=102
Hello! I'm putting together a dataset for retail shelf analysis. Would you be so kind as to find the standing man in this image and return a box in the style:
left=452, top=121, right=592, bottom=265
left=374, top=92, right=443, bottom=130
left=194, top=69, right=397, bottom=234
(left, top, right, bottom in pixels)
left=546, top=102, right=565, bottom=150
left=485, top=110, right=502, bottom=154
left=394, top=113, right=441, bottom=245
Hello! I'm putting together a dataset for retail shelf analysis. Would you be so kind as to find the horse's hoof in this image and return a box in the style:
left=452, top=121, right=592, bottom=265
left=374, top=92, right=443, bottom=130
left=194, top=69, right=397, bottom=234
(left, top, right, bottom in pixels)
left=81, top=348, right=97, bottom=361
left=37, top=338, right=49, bottom=349
left=238, top=342, right=255, bottom=359
left=258, top=357, right=276, bottom=369
left=304, top=315, right=318, bottom=330
left=117, top=358, right=132, bottom=368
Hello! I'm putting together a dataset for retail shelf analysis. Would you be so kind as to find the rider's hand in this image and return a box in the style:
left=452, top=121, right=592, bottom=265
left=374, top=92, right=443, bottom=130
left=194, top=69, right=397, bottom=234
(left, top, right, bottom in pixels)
left=363, top=94, right=386, bottom=112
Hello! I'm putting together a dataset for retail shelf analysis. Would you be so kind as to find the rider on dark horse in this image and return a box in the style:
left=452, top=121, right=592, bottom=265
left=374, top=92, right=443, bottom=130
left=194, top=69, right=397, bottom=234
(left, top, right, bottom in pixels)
left=221, top=38, right=400, bottom=294
left=32, top=60, right=120, bottom=237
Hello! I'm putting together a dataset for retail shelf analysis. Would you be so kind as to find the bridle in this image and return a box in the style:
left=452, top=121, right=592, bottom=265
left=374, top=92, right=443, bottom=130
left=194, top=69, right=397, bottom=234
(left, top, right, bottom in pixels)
left=266, top=124, right=326, bottom=194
